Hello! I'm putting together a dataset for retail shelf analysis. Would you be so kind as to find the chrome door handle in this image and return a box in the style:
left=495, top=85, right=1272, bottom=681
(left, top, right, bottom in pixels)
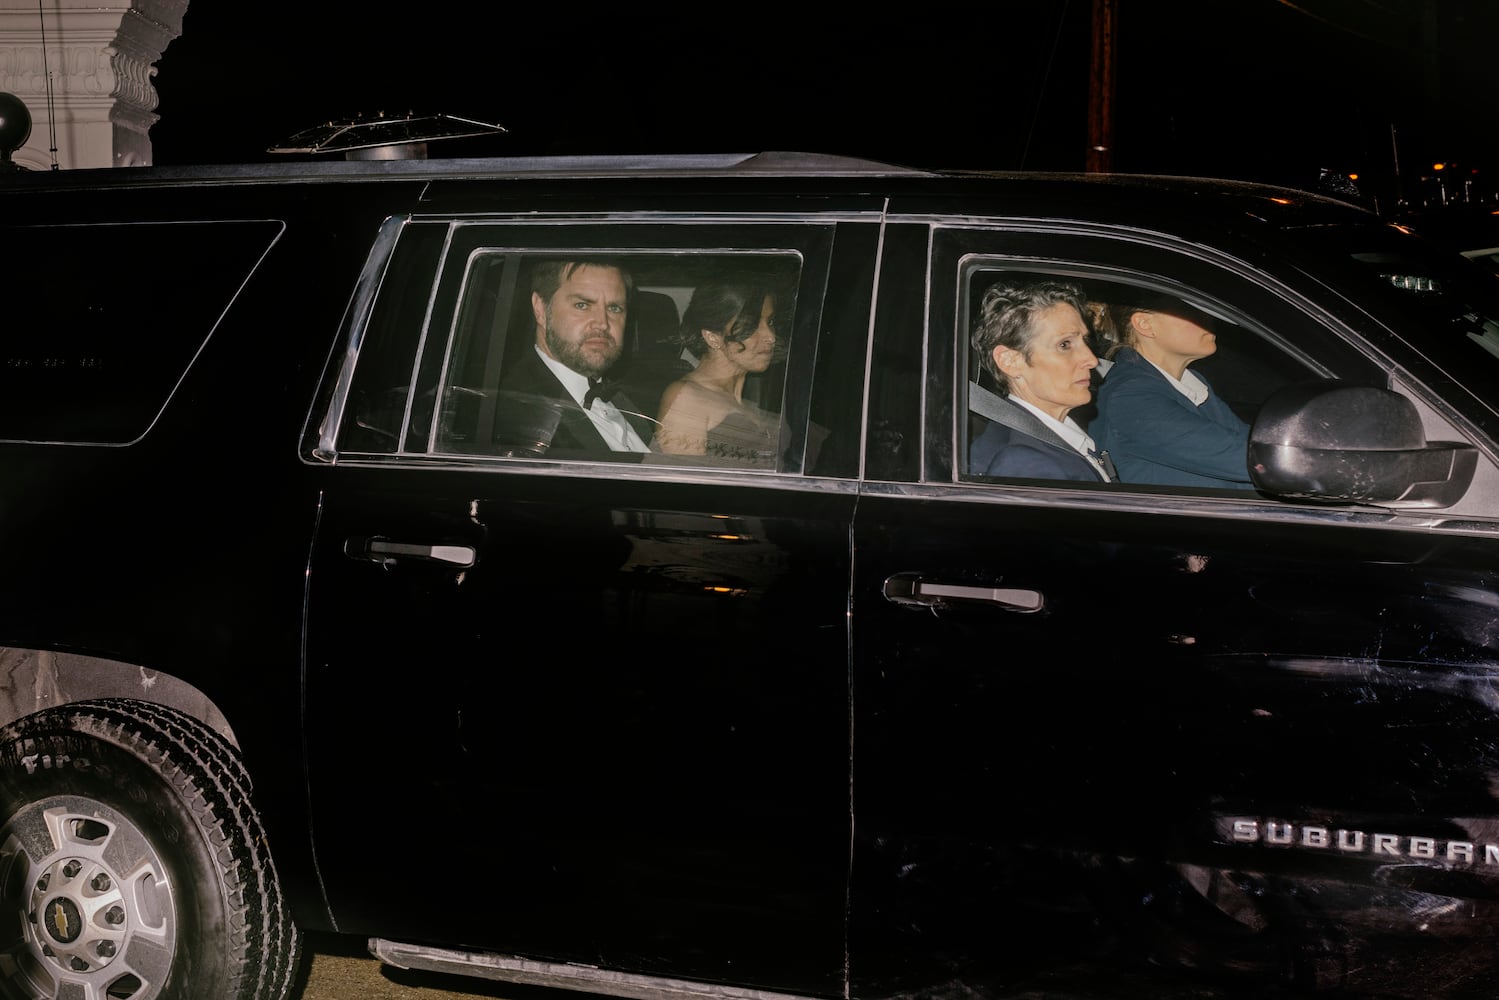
left=883, top=573, right=1043, bottom=612
left=345, top=537, right=476, bottom=568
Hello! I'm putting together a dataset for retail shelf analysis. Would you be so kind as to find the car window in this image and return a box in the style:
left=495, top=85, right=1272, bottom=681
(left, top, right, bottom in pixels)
left=958, top=264, right=1322, bottom=491
left=434, top=252, right=798, bottom=465
left=335, top=223, right=829, bottom=474
left=332, top=220, right=449, bottom=455
left=0, top=220, right=282, bottom=444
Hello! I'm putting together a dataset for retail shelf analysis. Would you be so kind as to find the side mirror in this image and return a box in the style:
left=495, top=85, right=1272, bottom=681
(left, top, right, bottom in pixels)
left=1248, top=382, right=1478, bottom=508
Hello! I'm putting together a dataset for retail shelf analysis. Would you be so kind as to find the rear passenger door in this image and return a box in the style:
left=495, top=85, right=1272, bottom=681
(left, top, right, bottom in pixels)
left=848, top=220, right=1499, bottom=991
left=300, top=213, right=878, bottom=994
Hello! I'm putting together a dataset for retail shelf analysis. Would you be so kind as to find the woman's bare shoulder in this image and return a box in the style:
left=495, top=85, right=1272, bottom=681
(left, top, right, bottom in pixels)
left=660, top=377, right=726, bottom=410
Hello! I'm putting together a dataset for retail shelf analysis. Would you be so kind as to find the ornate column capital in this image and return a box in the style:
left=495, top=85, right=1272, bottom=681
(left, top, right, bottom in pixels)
left=0, top=0, right=188, bottom=167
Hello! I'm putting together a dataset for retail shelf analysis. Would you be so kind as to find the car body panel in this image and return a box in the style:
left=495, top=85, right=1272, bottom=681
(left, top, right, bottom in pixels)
left=3, top=156, right=1499, bottom=998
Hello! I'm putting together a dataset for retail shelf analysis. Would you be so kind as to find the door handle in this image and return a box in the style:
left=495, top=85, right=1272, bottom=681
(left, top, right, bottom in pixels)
left=345, top=536, right=476, bottom=568
left=882, top=573, right=1043, bottom=612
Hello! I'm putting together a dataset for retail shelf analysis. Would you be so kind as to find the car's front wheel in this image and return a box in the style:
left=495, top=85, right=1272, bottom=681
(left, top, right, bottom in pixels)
left=0, top=698, right=300, bottom=1000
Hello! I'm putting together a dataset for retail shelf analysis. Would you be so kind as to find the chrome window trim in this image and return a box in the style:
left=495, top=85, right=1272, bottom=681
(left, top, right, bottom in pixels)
left=315, top=452, right=862, bottom=493
left=309, top=214, right=411, bottom=461
left=857, top=477, right=1499, bottom=536
left=419, top=211, right=887, bottom=226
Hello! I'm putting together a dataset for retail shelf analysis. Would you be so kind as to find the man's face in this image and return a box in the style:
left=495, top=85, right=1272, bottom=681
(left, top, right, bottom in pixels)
left=533, top=265, right=629, bottom=379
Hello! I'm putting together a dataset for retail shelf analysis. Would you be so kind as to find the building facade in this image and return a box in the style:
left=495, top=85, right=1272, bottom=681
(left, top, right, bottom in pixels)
left=0, top=0, right=185, bottom=170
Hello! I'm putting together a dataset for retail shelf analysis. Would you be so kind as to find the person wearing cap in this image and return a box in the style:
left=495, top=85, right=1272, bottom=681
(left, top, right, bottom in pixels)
left=1089, top=295, right=1254, bottom=488
left=968, top=279, right=1115, bottom=483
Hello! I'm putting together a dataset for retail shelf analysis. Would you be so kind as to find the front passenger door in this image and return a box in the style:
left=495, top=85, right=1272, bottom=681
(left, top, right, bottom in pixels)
left=848, top=221, right=1499, bottom=992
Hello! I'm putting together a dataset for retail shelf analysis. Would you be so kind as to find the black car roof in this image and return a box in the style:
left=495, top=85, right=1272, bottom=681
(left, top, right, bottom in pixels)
left=0, top=151, right=926, bottom=186
left=0, top=149, right=1378, bottom=229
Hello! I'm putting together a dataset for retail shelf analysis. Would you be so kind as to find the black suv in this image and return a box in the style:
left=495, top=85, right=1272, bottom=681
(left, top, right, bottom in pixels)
left=3, top=152, right=1499, bottom=1000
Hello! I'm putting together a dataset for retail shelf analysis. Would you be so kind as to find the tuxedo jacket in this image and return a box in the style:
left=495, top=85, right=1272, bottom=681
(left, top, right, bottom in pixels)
left=1090, top=347, right=1253, bottom=488
left=969, top=390, right=1108, bottom=482
left=495, top=346, right=656, bottom=455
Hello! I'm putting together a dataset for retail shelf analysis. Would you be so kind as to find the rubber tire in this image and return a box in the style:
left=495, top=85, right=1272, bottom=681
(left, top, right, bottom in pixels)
left=0, top=698, right=301, bottom=1000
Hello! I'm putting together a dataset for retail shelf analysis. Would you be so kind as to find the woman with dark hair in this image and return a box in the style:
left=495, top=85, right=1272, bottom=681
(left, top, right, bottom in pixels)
left=653, top=276, right=783, bottom=465
left=969, top=279, right=1113, bottom=482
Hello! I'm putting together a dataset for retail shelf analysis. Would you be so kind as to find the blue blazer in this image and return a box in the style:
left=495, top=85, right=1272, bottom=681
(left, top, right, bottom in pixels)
left=1091, top=347, right=1253, bottom=488
left=970, top=393, right=1107, bottom=482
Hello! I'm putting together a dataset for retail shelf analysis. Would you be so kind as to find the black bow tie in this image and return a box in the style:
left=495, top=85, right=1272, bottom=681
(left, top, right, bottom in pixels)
left=583, top=378, right=619, bottom=409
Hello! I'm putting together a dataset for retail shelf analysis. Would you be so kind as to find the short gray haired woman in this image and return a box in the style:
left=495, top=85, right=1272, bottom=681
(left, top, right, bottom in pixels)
left=969, top=279, right=1113, bottom=482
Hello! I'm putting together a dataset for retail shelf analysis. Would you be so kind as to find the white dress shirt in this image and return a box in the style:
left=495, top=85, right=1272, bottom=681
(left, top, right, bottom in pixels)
left=1140, top=357, right=1211, bottom=406
left=535, top=348, right=650, bottom=453
left=1009, top=396, right=1112, bottom=481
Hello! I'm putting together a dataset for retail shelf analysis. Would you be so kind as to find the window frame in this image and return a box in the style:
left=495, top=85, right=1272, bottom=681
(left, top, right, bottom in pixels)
left=332, top=218, right=839, bottom=476
left=927, top=224, right=1391, bottom=491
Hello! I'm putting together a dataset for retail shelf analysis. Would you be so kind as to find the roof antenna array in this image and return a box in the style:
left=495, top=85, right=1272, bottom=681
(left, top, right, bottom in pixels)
left=37, top=0, right=57, bottom=168
left=267, top=111, right=508, bottom=160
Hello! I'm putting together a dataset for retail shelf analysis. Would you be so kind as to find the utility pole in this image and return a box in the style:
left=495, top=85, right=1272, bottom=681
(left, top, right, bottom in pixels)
left=1087, top=0, right=1117, bottom=173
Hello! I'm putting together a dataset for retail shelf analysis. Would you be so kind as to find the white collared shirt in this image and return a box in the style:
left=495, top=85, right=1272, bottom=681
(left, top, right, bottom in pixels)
left=535, top=347, right=650, bottom=453
left=1009, top=396, right=1111, bottom=480
left=1142, top=357, right=1210, bottom=406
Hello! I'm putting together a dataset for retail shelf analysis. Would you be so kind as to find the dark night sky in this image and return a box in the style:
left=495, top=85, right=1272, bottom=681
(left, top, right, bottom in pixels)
left=148, top=1, right=1499, bottom=211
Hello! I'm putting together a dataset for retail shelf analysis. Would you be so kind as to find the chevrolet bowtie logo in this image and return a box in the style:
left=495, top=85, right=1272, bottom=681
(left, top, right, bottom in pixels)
left=45, top=898, right=82, bottom=943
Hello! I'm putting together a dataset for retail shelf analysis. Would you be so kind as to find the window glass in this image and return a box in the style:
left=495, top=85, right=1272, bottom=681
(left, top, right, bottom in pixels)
left=437, top=252, right=798, bottom=467
left=961, top=266, right=1319, bottom=490
left=342, top=239, right=804, bottom=470
left=338, top=221, right=449, bottom=454
left=1302, top=223, right=1499, bottom=407
left=0, top=221, right=281, bottom=443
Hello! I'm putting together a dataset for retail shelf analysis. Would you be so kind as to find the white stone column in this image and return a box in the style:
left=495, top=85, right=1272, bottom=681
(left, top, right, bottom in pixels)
left=0, top=0, right=187, bottom=169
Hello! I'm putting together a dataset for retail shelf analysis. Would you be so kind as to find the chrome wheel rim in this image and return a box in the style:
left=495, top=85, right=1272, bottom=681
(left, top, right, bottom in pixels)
left=0, top=795, right=175, bottom=999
